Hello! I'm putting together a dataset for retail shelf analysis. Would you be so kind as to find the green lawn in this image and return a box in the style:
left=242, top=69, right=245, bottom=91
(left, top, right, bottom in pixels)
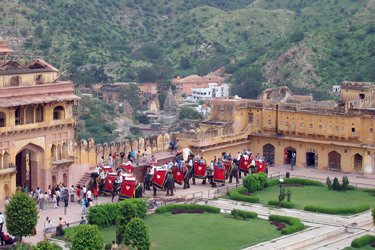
left=254, top=186, right=375, bottom=209
left=144, top=213, right=281, bottom=250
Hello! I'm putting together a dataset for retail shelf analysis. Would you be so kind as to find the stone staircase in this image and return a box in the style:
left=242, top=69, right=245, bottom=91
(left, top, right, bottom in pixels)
left=77, top=172, right=91, bottom=187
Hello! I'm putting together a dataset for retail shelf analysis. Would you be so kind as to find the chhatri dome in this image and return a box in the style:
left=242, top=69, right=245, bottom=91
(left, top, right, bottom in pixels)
left=163, top=86, right=177, bottom=116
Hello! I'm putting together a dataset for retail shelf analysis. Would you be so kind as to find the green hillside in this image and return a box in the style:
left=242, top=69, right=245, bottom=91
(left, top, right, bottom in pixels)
left=1, top=0, right=375, bottom=100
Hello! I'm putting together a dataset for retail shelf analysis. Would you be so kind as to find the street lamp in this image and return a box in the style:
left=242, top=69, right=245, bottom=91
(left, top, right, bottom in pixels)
left=278, top=178, right=284, bottom=208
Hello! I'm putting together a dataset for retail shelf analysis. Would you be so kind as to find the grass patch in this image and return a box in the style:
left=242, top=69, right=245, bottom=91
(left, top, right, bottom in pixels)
left=145, top=213, right=281, bottom=250
left=253, top=185, right=375, bottom=213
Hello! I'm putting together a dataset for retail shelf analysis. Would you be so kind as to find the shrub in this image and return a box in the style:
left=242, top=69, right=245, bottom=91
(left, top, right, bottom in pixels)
left=287, top=189, right=292, bottom=202
left=123, top=218, right=150, bottom=250
left=304, top=204, right=370, bottom=214
left=9, top=243, right=34, bottom=250
left=230, top=209, right=257, bottom=219
left=227, top=188, right=260, bottom=203
left=88, top=202, right=118, bottom=228
left=283, top=178, right=323, bottom=186
left=243, top=172, right=268, bottom=193
left=342, top=176, right=349, bottom=191
left=268, top=200, right=295, bottom=208
left=72, top=225, right=104, bottom=250
left=332, top=177, right=341, bottom=191
left=268, top=215, right=305, bottom=235
left=347, top=185, right=355, bottom=190
left=61, top=226, right=79, bottom=242
left=155, top=204, right=220, bottom=214
left=351, top=235, right=375, bottom=248
left=267, top=179, right=280, bottom=187
left=280, top=188, right=286, bottom=201
left=33, top=241, right=62, bottom=250
left=326, top=176, right=332, bottom=190
left=372, top=208, right=375, bottom=226
left=363, top=188, right=375, bottom=193
left=172, top=209, right=204, bottom=214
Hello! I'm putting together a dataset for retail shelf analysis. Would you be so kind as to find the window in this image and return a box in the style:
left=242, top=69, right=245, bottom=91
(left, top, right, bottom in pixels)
left=0, top=112, right=5, bottom=127
left=352, top=128, right=355, bottom=132
left=359, top=94, right=365, bottom=99
left=285, top=122, right=289, bottom=126
left=248, top=113, right=254, bottom=124
left=335, top=126, right=338, bottom=131
left=53, top=106, right=65, bottom=120
left=370, top=128, right=373, bottom=133
left=292, top=123, right=295, bottom=127
left=268, top=120, right=271, bottom=125
left=329, top=125, right=332, bottom=130
left=300, top=123, right=304, bottom=128
left=9, top=76, right=21, bottom=86
left=310, top=124, right=313, bottom=128
left=280, top=122, right=283, bottom=126
left=257, top=119, right=260, bottom=125
left=342, top=126, right=345, bottom=131
left=319, top=124, right=323, bottom=129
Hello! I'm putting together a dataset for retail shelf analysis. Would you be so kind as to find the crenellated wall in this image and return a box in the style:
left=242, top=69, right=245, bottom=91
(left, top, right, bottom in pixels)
left=74, top=132, right=177, bottom=166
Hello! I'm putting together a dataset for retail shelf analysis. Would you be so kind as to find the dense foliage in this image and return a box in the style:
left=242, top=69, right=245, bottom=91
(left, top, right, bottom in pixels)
left=71, top=225, right=104, bottom=250
left=178, top=107, right=203, bottom=120
left=243, top=172, right=268, bottom=193
left=33, top=241, right=63, bottom=250
left=268, top=200, right=295, bottom=208
left=351, top=235, right=375, bottom=248
left=123, top=218, right=150, bottom=250
left=5, top=192, right=39, bottom=240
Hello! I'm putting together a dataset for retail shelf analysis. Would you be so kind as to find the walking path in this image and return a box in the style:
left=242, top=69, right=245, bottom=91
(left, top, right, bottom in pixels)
left=0, top=162, right=374, bottom=247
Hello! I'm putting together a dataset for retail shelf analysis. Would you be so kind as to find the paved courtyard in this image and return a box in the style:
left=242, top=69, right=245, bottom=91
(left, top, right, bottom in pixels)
left=0, top=162, right=374, bottom=248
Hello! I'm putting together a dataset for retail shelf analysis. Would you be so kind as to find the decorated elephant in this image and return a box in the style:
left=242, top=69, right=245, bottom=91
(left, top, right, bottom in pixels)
left=143, top=171, right=153, bottom=192
left=152, top=168, right=173, bottom=196
left=229, top=160, right=240, bottom=184
left=111, top=179, right=122, bottom=202
left=165, top=172, right=176, bottom=196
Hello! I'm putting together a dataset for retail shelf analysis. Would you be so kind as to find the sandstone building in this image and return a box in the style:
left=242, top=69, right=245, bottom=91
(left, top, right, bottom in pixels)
left=178, top=83, right=375, bottom=174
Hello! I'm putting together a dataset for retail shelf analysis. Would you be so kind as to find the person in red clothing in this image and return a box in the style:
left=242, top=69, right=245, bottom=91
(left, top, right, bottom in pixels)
left=113, top=152, right=117, bottom=168
left=77, top=187, right=81, bottom=203
left=93, top=186, right=99, bottom=200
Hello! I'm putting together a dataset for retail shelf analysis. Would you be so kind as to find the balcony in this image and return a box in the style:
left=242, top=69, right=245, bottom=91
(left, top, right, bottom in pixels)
left=0, top=117, right=76, bottom=134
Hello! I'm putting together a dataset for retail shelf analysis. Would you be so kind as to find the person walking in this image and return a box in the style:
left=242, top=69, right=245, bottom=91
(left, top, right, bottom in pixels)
left=55, top=189, right=60, bottom=206
left=70, top=185, right=75, bottom=202
left=143, top=149, right=147, bottom=163
left=81, top=197, right=86, bottom=215
left=53, top=194, right=57, bottom=209
left=0, top=212, right=4, bottom=232
left=43, top=217, right=49, bottom=235
left=43, top=192, right=49, bottom=210
left=39, top=192, right=44, bottom=209
left=56, top=217, right=66, bottom=236
left=83, top=185, right=87, bottom=199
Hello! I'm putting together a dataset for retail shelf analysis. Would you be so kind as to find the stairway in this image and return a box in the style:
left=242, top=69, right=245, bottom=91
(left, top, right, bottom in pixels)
left=77, top=172, right=91, bottom=187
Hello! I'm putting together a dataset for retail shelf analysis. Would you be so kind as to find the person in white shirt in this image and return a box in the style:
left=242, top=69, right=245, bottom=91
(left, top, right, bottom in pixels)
left=237, top=152, right=242, bottom=161
left=39, top=192, right=44, bottom=209
left=0, top=212, right=4, bottom=232
left=83, top=186, right=87, bottom=199
left=95, top=165, right=101, bottom=174
left=167, top=161, right=174, bottom=170
left=143, top=149, right=147, bottom=162
left=100, top=156, right=104, bottom=166
left=109, top=154, right=113, bottom=167
left=149, top=165, right=155, bottom=175
left=4, top=197, right=9, bottom=206
left=86, top=189, right=92, bottom=204
left=70, top=185, right=75, bottom=202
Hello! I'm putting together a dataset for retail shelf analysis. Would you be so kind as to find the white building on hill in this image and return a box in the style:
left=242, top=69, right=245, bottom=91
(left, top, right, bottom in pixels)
left=191, top=83, right=230, bottom=103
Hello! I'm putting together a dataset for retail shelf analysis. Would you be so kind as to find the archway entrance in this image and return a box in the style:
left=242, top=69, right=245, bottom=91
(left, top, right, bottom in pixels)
left=16, top=144, right=44, bottom=191
left=328, top=151, right=341, bottom=170
left=306, top=149, right=318, bottom=168
left=284, top=147, right=296, bottom=164
left=353, top=154, right=363, bottom=173
left=263, top=144, right=275, bottom=162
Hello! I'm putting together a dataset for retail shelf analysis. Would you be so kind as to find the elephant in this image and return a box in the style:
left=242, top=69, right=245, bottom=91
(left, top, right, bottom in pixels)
left=111, top=180, right=122, bottom=202
left=228, top=160, right=240, bottom=184
left=165, top=173, right=176, bottom=196
left=143, top=172, right=153, bottom=192
left=153, top=171, right=175, bottom=196
left=134, top=184, right=143, bottom=198
left=183, top=164, right=192, bottom=189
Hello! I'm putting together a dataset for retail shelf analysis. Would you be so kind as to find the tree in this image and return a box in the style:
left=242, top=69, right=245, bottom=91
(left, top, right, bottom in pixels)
left=332, top=177, right=341, bottom=191
left=33, top=241, right=62, bottom=250
left=326, top=176, right=332, bottom=190
left=5, top=191, right=38, bottom=241
left=342, top=175, right=349, bottom=191
left=137, top=115, right=150, bottom=124
left=137, top=67, right=157, bottom=83
left=123, top=218, right=150, bottom=250
left=180, top=56, right=191, bottom=69
left=178, top=107, right=203, bottom=120
left=71, top=225, right=104, bottom=250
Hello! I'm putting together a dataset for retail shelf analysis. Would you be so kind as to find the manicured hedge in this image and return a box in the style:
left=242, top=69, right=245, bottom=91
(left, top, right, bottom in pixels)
left=155, top=204, right=220, bottom=214
left=267, top=178, right=323, bottom=187
left=227, top=188, right=260, bottom=203
left=351, top=235, right=375, bottom=248
left=268, top=215, right=305, bottom=235
left=363, top=188, right=375, bottom=193
left=231, top=209, right=257, bottom=219
left=304, top=204, right=370, bottom=215
left=268, top=200, right=295, bottom=208
left=347, top=185, right=356, bottom=190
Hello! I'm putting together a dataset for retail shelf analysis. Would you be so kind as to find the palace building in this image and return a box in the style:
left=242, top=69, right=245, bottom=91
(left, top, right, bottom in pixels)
left=178, top=82, right=375, bottom=174
left=0, top=38, right=80, bottom=202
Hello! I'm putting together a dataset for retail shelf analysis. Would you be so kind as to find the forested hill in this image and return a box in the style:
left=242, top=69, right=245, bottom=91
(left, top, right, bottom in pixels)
left=1, top=0, right=375, bottom=99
